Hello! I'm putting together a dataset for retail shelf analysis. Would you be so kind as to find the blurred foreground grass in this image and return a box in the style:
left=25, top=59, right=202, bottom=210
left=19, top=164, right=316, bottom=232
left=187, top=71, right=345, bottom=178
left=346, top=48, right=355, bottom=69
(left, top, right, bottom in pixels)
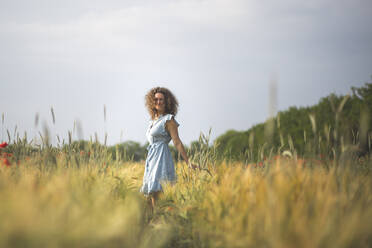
left=0, top=152, right=371, bottom=248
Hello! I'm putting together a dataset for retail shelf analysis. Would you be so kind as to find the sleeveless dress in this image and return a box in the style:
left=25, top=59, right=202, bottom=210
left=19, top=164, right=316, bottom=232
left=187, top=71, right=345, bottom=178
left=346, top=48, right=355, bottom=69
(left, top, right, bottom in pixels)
left=140, top=113, right=179, bottom=195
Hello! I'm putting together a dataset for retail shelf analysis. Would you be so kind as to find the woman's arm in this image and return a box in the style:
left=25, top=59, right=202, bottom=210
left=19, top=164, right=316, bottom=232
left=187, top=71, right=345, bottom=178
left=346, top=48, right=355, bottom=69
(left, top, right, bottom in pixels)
left=166, top=119, right=197, bottom=169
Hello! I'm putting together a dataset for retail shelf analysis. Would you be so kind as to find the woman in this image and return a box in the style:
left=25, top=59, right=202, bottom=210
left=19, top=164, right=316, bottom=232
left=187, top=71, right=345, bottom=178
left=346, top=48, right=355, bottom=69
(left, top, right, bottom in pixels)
left=140, top=87, right=197, bottom=209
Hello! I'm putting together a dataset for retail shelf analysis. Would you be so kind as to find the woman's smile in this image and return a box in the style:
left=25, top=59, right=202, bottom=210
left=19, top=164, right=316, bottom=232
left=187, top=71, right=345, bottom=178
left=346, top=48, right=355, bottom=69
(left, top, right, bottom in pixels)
left=154, top=92, right=165, bottom=113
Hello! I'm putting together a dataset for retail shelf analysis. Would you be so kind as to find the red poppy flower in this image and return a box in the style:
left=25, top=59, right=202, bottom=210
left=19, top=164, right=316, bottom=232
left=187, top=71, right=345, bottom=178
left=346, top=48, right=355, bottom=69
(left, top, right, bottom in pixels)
left=2, top=153, right=12, bottom=157
left=0, top=142, right=8, bottom=148
left=2, top=158, right=11, bottom=166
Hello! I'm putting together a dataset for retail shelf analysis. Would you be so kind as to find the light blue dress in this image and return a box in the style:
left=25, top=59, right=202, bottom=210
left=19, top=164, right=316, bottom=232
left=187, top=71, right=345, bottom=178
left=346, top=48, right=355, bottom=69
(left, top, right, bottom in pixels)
left=140, top=114, right=179, bottom=195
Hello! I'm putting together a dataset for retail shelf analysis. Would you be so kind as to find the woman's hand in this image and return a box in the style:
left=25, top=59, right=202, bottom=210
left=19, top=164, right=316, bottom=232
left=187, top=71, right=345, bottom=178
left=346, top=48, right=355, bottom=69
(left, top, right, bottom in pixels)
left=188, top=162, right=198, bottom=170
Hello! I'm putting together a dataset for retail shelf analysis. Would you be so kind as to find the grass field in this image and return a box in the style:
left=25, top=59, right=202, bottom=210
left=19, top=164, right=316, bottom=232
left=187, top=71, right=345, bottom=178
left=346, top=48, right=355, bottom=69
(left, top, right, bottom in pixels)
left=0, top=143, right=371, bottom=248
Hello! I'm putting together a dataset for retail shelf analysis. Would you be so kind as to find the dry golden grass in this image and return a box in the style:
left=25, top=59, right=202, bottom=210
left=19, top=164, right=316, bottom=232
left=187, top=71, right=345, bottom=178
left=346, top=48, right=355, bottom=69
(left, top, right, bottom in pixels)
left=0, top=156, right=371, bottom=247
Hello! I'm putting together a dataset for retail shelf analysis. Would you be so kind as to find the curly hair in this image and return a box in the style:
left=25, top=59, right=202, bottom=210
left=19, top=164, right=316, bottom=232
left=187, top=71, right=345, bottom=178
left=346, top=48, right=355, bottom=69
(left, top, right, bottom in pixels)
left=145, top=87, right=179, bottom=120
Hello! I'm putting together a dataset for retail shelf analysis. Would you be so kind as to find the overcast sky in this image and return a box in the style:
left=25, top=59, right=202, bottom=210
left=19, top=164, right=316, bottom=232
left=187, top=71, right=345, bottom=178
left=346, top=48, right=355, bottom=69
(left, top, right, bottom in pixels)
left=1, top=0, right=371, bottom=146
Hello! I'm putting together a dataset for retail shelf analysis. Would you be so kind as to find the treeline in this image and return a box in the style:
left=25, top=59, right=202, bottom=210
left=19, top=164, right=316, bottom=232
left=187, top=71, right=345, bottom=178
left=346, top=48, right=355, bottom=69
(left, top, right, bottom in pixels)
left=57, top=140, right=180, bottom=163
left=215, top=80, right=372, bottom=161
left=18, top=79, right=368, bottom=164
left=67, top=80, right=372, bottom=163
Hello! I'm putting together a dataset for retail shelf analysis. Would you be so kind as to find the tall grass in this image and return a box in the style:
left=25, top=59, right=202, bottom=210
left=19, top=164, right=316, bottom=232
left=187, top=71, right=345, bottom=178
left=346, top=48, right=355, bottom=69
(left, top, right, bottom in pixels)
left=1, top=150, right=371, bottom=247
left=0, top=108, right=371, bottom=247
left=0, top=161, right=175, bottom=248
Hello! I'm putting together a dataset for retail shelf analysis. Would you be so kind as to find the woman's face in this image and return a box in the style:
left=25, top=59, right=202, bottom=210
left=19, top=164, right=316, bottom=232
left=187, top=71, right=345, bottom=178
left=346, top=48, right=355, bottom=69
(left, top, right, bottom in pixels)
left=154, top=92, right=165, bottom=114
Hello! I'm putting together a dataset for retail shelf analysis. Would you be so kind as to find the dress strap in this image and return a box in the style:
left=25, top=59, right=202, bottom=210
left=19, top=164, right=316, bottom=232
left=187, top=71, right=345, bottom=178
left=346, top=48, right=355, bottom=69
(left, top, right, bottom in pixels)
left=164, top=114, right=179, bottom=127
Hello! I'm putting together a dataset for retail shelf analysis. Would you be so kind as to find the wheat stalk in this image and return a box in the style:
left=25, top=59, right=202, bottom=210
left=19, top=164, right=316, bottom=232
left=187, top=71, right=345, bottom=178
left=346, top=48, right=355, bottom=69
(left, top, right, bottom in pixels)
left=50, top=107, right=55, bottom=124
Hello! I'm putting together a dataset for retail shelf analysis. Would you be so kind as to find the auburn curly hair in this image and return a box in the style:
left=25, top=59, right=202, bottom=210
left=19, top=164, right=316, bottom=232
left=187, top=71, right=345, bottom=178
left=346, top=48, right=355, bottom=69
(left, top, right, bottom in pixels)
left=145, top=87, right=179, bottom=120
